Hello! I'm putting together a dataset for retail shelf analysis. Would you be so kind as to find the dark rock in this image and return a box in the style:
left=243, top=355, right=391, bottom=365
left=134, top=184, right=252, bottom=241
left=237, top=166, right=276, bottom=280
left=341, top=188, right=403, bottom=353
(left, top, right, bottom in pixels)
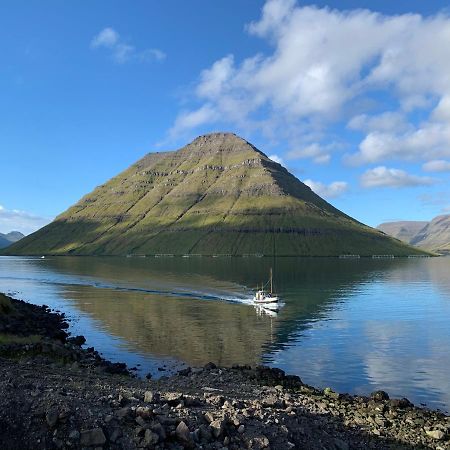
left=144, top=428, right=159, bottom=445
left=204, top=362, right=217, bottom=370
left=109, top=428, right=122, bottom=443
left=371, top=390, right=390, bottom=401
left=45, top=408, right=59, bottom=428
left=178, top=367, right=192, bottom=376
left=80, top=428, right=106, bottom=447
left=68, top=430, right=80, bottom=441
left=67, top=335, right=86, bottom=346
left=390, top=397, right=414, bottom=408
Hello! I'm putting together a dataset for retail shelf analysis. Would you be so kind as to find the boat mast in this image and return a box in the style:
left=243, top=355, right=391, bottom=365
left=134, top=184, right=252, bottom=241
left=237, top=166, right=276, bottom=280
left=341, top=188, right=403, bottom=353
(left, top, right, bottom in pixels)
left=270, top=267, right=273, bottom=294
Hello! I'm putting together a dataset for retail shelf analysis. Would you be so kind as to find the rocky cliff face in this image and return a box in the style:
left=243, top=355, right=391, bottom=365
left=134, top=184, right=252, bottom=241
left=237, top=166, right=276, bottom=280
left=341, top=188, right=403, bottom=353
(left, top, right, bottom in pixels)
left=378, top=215, right=450, bottom=255
left=5, top=133, right=425, bottom=256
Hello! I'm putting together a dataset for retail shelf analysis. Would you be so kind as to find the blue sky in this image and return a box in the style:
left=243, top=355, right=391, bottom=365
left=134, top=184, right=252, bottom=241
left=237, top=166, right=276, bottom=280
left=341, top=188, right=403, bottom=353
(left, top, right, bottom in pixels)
left=1, top=0, right=450, bottom=234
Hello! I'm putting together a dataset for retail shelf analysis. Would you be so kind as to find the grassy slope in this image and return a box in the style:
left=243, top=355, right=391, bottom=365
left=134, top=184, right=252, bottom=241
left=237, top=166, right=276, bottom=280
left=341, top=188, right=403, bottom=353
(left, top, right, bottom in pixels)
left=5, top=133, right=428, bottom=256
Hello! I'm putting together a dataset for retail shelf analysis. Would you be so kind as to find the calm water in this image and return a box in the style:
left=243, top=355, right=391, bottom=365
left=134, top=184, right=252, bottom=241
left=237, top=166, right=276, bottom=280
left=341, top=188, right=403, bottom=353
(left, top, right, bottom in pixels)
left=1, top=255, right=449, bottom=412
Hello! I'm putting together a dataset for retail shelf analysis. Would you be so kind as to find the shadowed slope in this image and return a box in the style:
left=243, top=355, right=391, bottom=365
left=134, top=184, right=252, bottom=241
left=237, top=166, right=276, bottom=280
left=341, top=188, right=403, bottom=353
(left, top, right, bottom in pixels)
left=6, top=133, right=426, bottom=256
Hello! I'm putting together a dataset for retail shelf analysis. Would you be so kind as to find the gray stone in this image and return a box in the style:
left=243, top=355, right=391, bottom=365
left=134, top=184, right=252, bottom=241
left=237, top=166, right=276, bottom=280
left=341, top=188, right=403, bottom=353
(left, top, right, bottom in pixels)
left=425, top=429, right=446, bottom=440
left=210, top=419, right=225, bottom=438
left=136, top=406, right=151, bottom=418
left=109, top=428, right=122, bottom=443
left=334, top=438, right=349, bottom=450
left=249, top=435, right=270, bottom=449
left=176, top=420, right=191, bottom=443
left=144, top=391, right=154, bottom=403
left=68, top=430, right=80, bottom=441
left=135, top=416, right=147, bottom=427
left=204, top=411, right=215, bottom=423
left=151, top=422, right=166, bottom=440
left=238, top=424, right=245, bottom=434
left=371, top=390, right=389, bottom=401
left=164, top=392, right=183, bottom=405
left=323, top=387, right=340, bottom=400
left=115, top=406, right=131, bottom=419
left=261, top=394, right=280, bottom=408
left=80, top=428, right=106, bottom=447
left=46, top=408, right=59, bottom=428
left=144, top=429, right=159, bottom=445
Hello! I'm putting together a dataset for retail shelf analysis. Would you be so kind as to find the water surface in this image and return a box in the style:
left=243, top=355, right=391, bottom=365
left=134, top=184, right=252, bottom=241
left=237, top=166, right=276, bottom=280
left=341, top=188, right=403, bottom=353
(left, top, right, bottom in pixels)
left=0, top=255, right=449, bottom=412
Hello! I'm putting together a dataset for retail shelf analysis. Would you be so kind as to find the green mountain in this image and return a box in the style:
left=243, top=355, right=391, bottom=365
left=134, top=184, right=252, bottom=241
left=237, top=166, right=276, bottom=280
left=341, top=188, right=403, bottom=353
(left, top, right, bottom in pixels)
left=5, top=133, right=427, bottom=256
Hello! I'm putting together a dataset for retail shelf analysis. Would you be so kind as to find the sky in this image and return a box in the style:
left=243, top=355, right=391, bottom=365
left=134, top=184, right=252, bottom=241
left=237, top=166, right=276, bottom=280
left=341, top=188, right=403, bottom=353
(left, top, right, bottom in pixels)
left=1, top=0, right=450, bottom=234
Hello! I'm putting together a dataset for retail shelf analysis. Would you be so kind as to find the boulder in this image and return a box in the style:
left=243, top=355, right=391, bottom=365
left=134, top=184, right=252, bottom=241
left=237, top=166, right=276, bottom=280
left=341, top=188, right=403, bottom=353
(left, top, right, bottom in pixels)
left=80, top=428, right=106, bottom=447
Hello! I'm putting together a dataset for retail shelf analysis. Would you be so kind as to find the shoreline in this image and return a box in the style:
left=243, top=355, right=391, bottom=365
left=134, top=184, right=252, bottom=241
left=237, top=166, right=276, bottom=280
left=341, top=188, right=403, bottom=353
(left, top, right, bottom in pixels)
left=0, top=292, right=449, bottom=449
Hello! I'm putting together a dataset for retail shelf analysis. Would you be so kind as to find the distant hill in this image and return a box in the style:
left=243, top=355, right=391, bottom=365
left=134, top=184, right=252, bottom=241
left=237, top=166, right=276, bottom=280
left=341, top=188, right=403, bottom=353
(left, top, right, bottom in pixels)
left=0, top=231, right=25, bottom=249
left=4, top=132, right=427, bottom=256
left=377, top=221, right=428, bottom=243
left=378, top=215, right=450, bottom=255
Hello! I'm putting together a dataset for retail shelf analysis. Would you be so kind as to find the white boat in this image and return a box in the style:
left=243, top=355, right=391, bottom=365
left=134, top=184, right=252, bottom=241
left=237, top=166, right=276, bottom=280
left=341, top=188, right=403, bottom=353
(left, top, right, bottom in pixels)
left=253, top=268, right=279, bottom=306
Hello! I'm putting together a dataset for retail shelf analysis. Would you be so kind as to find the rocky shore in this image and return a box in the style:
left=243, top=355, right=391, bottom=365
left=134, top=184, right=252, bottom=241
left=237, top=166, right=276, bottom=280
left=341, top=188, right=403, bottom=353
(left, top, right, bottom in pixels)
left=0, top=293, right=449, bottom=450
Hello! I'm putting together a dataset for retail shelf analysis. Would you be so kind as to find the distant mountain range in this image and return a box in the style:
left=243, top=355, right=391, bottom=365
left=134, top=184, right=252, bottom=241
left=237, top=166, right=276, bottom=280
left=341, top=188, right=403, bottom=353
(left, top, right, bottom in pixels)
left=4, top=132, right=427, bottom=256
left=0, top=231, right=25, bottom=249
left=378, top=215, right=450, bottom=255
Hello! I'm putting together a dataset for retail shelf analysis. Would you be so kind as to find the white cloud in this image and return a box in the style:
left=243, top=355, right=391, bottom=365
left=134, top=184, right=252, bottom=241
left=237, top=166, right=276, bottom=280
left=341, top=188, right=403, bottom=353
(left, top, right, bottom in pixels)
left=422, top=159, right=450, bottom=172
left=287, top=143, right=335, bottom=164
left=0, top=205, right=51, bottom=235
left=348, top=122, right=450, bottom=165
left=303, top=179, right=348, bottom=198
left=90, top=27, right=166, bottom=64
left=168, top=105, right=218, bottom=139
left=268, top=154, right=284, bottom=165
left=90, top=27, right=119, bottom=48
left=360, top=166, right=436, bottom=188
left=347, top=112, right=410, bottom=134
left=168, top=0, right=450, bottom=168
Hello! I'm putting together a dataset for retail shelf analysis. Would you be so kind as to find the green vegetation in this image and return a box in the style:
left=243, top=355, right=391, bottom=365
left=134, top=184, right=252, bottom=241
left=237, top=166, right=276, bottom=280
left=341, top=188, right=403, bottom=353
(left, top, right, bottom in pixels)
left=0, top=333, right=41, bottom=345
left=4, top=132, right=429, bottom=257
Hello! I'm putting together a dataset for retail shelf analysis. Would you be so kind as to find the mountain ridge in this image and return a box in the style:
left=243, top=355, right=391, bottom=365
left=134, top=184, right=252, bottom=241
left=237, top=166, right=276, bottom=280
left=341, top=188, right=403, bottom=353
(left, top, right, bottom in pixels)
left=378, top=215, right=450, bottom=255
left=0, top=231, right=25, bottom=249
left=5, top=132, right=427, bottom=256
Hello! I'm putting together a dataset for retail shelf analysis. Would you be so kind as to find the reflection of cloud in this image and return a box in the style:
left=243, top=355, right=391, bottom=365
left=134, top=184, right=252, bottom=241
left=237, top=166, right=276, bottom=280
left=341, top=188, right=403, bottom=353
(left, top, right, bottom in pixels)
left=363, top=320, right=450, bottom=410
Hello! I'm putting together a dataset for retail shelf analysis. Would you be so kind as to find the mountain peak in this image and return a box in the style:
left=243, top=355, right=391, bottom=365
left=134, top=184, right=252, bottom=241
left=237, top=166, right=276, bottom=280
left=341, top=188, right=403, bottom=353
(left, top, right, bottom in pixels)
left=5, top=134, right=426, bottom=257
left=182, top=132, right=261, bottom=157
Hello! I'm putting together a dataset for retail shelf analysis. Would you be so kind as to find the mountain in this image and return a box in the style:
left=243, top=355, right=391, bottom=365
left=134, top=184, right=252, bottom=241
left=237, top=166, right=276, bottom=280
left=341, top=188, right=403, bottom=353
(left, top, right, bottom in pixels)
left=378, top=215, right=450, bottom=255
left=0, top=231, right=25, bottom=249
left=377, top=221, right=428, bottom=244
left=4, top=132, right=427, bottom=257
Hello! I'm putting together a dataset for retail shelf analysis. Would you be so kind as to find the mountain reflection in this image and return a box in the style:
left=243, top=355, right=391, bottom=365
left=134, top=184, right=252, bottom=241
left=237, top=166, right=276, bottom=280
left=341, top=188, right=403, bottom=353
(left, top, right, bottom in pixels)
left=1, top=255, right=449, bottom=411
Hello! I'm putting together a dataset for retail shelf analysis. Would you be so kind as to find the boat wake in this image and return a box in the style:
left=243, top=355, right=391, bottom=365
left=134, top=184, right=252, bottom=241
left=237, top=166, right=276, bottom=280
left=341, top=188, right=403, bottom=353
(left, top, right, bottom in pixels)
left=0, top=273, right=261, bottom=307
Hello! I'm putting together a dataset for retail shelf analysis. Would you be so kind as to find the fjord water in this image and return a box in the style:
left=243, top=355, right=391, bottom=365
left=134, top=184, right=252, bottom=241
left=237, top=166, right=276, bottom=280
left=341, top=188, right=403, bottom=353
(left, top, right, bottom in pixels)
left=0, top=256, right=449, bottom=412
